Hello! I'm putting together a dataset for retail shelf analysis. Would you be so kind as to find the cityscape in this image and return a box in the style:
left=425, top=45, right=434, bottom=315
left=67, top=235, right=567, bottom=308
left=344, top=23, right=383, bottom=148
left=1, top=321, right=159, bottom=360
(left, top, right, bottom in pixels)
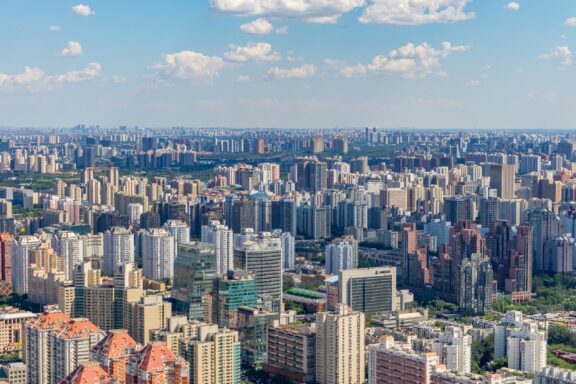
left=2, top=1, right=576, bottom=384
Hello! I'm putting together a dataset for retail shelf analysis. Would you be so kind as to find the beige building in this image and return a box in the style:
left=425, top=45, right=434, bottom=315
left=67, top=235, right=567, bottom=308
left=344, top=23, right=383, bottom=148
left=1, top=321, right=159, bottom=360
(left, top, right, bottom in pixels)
left=28, top=267, right=75, bottom=316
left=0, top=307, right=35, bottom=356
left=130, top=294, right=171, bottom=345
left=179, top=324, right=240, bottom=384
left=316, top=304, right=365, bottom=384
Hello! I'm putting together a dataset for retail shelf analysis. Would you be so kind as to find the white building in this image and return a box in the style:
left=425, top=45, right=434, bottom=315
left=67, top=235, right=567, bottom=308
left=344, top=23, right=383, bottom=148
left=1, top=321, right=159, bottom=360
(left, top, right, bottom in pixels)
left=103, top=227, right=134, bottom=277
left=141, top=228, right=175, bottom=281
left=12, top=236, right=41, bottom=294
left=51, top=231, right=83, bottom=281
left=431, top=326, right=472, bottom=374
left=325, top=237, right=358, bottom=275
left=494, top=311, right=547, bottom=373
left=271, top=229, right=295, bottom=271
left=163, top=219, right=190, bottom=245
left=202, top=221, right=234, bottom=275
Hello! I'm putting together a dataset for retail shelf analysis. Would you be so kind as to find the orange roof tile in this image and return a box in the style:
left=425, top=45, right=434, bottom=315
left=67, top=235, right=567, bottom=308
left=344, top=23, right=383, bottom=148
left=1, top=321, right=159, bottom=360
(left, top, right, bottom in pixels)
left=53, top=318, right=103, bottom=340
left=27, top=310, right=70, bottom=331
left=91, top=329, right=139, bottom=359
left=130, top=343, right=179, bottom=373
left=60, top=361, right=111, bottom=384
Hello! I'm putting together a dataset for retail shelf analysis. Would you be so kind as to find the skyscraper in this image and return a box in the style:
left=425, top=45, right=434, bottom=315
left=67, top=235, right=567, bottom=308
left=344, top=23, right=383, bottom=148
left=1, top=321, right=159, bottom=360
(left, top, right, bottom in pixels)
left=234, top=233, right=283, bottom=312
left=316, top=304, right=365, bottom=384
left=51, top=231, right=83, bottom=281
left=11, top=235, right=41, bottom=294
left=141, top=228, right=175, bottom=281
left=201, top=221, right=234, bottom=276
left=325, top=236, right=358, bottom=275
left=103, top=227, right=134, bottom=277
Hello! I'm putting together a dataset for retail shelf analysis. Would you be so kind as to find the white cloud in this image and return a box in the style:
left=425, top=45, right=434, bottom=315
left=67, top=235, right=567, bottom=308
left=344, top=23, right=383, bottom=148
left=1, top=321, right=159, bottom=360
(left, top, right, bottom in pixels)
left=211, top=0, right=365, bottom=24
left=153, top=51, right=225, bottom=79
left=235, top=75, right=252, bottom=83
left=240, top=18, right=274, bottom=34
left=0, top=63, right=102, bottom=91
left=505, top=2, right=520, bottom=11
left=335, top=42, right=469, bottom=79
left=465, top=79, right=481, bottom=87
left=359, top=0, right=474, bottom=25
left=565, top=17, right=576, bottom=26
left=49, top=25, right=61, bottom=32
left=267, top=64, right=316, bottom=79
left=539, top=46, right=573, bottom=66
left=58, top=41, right=83, bottom=57
left=224, top=42, right=281, bottom=62
left=72, top=4, right=95, bottom=16
left=276, top=26, right=289, bottom=34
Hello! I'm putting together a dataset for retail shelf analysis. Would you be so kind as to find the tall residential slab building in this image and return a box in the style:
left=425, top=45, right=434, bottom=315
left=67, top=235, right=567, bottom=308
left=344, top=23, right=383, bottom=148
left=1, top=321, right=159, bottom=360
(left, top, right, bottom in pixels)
left=316, top=304, right=365, bottom=384
left=103, top=227, right=134, bottom=277
left=325, top=236, right=358, bottom=275
left=141, top=228, right=175, bottom=281
left=431, top=326, right=472, bottom=374
left=202, top=221, right=234, bottom=276
left=178, top=324, right=241, bottom=384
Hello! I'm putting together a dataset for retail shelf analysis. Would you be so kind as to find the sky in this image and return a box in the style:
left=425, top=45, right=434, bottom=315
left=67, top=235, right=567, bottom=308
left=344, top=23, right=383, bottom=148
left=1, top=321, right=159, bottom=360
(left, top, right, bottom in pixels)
left=0, top=0, right=576, bottom=129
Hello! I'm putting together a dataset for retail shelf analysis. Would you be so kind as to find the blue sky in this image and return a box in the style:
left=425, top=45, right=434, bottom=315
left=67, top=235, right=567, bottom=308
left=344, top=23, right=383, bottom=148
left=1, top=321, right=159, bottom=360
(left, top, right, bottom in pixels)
left=0, top=0, right=575, bottom=129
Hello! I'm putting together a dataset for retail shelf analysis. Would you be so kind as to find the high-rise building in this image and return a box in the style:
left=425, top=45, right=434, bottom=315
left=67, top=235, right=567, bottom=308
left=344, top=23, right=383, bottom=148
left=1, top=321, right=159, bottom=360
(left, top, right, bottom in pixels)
left=11, top=235, right=41, bottom=294
left=0, top=234, right=12, bottom=294
left=271, top=229, right=295, bottom=271
left=339, top=267, right=412, bottom=315
left=25, top=307, right=71, bottom=384
left=234, top=233, right=283, bottom=311
left=531, top=209, right=563, bottom=272
left=141, top=228, right=175, bottom=281
left=24, top=308, right=104, bottom=384
left=459, top=253, right=493, bottom=316
left=431, top=326, right=472, bottom=374
left=271, top=199, right=297, bottom=237
left=265, top=323, right=316, bottom=384
left=125, top=342, right=189, bottom=384
left=49, top=318, right=106, bottom=383
left=325, top=236, right=358, bottom=275
left=316, top=304, right=365, bottom=384
left=534, top=367, right=576, bottom=384
left=210, top=270, right=257, bottom=328
left=130, top=295, right=172, bottom=345
left=494, top=311, right=547, bottom=373
left=163, top=219, right=191, bottom=246
left=90, top=329, right=140, bottom=383
left=178, top=324, right=240, bottom=384
left=483, top=162, right=516, bottom=199
left=172, top=242, right=217, bottom=320
left=201, top=221, right=234, bottom=276
left=103, top=227, right=134, bottom=277
left=479, top=197, right=498, bottom=229
left=51, top=231, right=83, bottom=281
left=544, top=235, right=574, bottom=273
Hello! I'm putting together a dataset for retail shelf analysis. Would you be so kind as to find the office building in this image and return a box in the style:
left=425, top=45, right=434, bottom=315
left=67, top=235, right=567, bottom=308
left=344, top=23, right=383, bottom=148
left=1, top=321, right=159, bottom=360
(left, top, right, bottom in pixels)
left=339, top=267, right=413, bottom=315
left=210, top=270, right=257, bottom=328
